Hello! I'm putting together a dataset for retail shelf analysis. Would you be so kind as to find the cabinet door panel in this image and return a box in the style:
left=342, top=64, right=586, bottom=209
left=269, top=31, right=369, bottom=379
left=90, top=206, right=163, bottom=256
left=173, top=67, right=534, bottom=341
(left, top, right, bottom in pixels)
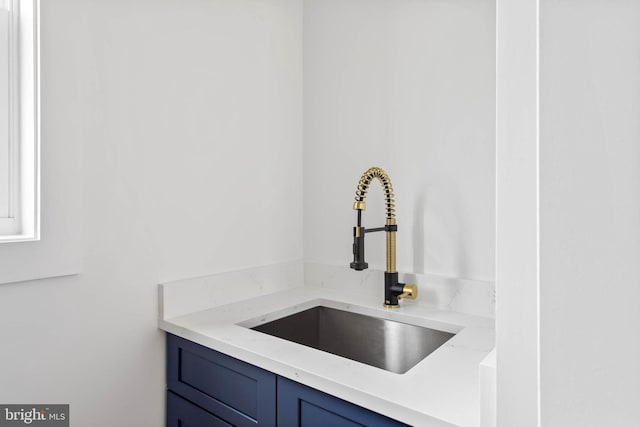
left=300, top=400, right=365, bottom=427
left=277, top=377, right=408, bottom=427
left=167, top=333, right=276, bottom=427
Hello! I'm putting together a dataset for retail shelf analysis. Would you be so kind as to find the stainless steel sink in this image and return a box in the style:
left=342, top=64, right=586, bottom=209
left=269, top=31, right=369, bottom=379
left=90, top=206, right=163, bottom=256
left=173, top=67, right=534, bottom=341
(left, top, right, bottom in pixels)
left=250, top=306, right=455, bottom=374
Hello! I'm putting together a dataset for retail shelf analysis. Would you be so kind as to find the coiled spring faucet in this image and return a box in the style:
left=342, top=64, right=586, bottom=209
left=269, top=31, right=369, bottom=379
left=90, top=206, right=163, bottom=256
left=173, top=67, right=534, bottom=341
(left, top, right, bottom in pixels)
left=350, top=166, right=418, bottom=308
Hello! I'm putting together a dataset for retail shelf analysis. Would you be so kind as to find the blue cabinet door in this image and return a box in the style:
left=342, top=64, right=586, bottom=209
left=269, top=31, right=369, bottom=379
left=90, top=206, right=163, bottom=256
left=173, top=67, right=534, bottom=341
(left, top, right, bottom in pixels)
left=277, top=377, right=409, bottom=427
left=166, top=334, right=276, bottom=427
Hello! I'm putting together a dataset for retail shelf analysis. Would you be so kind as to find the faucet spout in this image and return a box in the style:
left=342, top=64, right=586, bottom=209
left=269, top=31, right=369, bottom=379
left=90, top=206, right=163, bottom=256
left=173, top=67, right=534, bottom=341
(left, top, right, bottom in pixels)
left=349, top=167, right=417, bottom=308
left=351, top=167, right=397, bottom=272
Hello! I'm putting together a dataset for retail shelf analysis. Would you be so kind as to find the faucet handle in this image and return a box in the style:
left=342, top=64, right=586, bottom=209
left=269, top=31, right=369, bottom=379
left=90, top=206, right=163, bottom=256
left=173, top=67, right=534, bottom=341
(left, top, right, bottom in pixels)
left=398, top=284, right=418, bottom=300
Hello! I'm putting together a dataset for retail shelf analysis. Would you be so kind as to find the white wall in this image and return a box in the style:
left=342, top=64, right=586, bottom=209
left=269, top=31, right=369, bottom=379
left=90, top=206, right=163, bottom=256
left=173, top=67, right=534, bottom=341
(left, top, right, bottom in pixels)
left=303, top=0, right=496, bottom=282
left=540, top=1, right=640, bottom=425
left=495, top=0, right=539, bottom=424
left=0, top=0, right=302, bottom=426
left=497, top=1, right=640, bottom=425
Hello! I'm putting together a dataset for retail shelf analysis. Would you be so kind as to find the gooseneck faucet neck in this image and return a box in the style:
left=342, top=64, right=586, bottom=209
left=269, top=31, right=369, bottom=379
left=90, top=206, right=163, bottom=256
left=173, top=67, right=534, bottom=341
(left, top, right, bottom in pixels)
left=349, top=167, right=417, bottom=308
left=353, top=166, right=396, bottom=221
left=351, top=167, right=397, bottom=273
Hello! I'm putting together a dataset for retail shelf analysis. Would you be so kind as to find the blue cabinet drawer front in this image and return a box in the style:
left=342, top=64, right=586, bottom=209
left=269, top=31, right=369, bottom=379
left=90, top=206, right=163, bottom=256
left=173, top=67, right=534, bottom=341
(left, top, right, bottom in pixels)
left=167, top=334, right=276, bottom=427
left=299, top=401, right=364, bottom=427
left=167, top=391, right=231, bottom=427
left=180, top=349, right=259, bottom=418
left=277, top=377, right=409, bottom=427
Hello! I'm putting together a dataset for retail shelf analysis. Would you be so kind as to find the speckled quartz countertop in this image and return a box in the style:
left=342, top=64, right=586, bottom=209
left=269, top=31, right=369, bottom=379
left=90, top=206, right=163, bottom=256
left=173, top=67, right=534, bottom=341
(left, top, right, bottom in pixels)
left=158, top=280, right=495, bottom=427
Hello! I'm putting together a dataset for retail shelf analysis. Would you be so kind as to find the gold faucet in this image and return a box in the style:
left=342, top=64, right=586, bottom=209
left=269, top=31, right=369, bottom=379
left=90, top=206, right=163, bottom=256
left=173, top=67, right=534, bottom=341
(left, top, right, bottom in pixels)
left=350, top=167, right=418, bottom=308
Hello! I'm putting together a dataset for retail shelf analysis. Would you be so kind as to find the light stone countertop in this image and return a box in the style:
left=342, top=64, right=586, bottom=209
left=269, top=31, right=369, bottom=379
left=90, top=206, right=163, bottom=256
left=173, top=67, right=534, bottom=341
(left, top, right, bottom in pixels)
left=158, top=284, right=494, bottom=427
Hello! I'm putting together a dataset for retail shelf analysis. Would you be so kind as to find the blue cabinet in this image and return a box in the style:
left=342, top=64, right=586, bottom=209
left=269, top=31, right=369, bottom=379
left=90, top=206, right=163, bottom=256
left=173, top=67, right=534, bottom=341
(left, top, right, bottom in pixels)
left=166, top=333, right=409, bottom=427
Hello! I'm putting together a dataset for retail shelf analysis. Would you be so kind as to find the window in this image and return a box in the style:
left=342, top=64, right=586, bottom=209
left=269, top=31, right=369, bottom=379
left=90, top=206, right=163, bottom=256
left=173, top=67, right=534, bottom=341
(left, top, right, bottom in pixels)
left=0, top=0, right=39, bottom=242
left=0, top=0, right=79, bottom=284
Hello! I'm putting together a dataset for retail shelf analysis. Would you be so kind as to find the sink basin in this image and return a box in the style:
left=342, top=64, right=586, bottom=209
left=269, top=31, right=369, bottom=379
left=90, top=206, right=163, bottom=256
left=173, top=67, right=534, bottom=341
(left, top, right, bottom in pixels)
left=250, top=306, right=455, bottom=374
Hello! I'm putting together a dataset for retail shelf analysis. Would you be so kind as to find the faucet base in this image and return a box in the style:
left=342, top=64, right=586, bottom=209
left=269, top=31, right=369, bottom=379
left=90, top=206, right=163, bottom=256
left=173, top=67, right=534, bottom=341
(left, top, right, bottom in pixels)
left=384, top=272, right=418, bottom=308
left=384, top=272, right=403, bottom=308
